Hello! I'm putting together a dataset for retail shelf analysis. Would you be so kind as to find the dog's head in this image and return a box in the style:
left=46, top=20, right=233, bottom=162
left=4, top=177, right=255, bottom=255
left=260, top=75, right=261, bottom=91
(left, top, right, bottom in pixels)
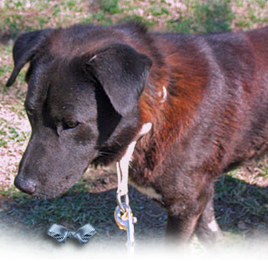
left=6, top=25, right=152, bottom=199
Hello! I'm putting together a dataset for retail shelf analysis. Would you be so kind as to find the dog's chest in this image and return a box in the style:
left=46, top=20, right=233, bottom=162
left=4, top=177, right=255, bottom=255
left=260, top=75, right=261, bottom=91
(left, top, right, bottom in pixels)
left=109, top=161, right=162, bottom=201
left=129, top=180, right=162, bottom=201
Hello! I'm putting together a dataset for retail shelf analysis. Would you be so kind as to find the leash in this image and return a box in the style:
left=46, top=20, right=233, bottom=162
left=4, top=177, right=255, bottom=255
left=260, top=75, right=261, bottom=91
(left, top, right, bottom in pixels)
left=114, top=122, right=152, bottom=255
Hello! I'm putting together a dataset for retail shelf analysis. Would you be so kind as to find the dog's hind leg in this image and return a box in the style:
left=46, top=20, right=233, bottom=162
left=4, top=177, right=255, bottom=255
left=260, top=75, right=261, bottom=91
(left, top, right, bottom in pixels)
left=195, top=195, right=221, bottom=246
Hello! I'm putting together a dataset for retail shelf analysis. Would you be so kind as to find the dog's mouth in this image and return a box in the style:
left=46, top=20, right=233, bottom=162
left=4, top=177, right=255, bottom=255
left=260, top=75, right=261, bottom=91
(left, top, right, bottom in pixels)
left=36, top=192, right=69, bottom=200
left=34, top=193, right=55, bottom=200
left=31, top=186, right=76, bottom=200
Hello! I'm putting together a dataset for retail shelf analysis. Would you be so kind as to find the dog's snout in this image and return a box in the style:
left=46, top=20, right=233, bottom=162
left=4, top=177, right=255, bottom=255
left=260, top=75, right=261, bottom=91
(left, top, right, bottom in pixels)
left=14, top=176, right=36, bottom=194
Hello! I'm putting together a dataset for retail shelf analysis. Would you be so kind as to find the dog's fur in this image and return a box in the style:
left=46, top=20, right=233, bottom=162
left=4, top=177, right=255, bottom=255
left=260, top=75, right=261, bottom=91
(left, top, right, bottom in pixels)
left=6, top=22, right=268, bottom=244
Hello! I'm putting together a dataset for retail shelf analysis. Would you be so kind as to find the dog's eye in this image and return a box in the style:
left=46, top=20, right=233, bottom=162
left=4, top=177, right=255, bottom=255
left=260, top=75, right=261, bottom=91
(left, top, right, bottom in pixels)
left=64, top=121, right=79, bottom=129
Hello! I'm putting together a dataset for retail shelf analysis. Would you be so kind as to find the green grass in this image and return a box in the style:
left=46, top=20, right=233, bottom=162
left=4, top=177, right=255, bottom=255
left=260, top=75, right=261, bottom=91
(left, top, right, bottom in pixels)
left=167, top=0, right=235, bottom=34
left=1, top=0, right=268, bottom=255
left=0, top=178, right=165, bottom=245
left=98, top=0, right=121, bottom=14
left=1, top=0, right=268, bottom=41
left=148, top=5, right=169, bottom=16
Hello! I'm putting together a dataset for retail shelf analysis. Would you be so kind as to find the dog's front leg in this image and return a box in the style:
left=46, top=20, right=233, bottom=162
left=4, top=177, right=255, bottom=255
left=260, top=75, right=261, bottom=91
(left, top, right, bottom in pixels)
left=166, top=211, right=200, bottom=260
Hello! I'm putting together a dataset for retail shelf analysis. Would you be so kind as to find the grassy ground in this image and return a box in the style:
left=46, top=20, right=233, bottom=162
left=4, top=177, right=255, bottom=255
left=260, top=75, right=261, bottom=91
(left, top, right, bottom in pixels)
left=1, top=0, right=268, bottom=257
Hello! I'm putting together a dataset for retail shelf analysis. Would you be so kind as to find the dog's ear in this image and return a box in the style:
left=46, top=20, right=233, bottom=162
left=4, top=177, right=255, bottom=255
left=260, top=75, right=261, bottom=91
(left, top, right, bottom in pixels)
left=87, top=43, right=152, bottom=117
left=6, top=29, right=52, bottom=87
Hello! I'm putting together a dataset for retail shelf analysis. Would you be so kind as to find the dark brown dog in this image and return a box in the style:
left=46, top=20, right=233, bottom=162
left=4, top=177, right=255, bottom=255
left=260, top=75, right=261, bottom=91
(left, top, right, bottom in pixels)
left=6, top=22, right=268, bottom=245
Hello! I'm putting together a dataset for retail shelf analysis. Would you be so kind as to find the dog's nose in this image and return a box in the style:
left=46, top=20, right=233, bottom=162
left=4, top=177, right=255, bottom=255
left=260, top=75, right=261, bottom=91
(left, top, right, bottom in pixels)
left=14, top=176, right=36, bottom=194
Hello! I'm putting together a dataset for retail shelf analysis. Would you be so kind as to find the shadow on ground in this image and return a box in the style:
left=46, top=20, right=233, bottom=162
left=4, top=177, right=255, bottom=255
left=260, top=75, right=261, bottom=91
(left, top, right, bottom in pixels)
left=214, top=175, right=268, bottom=239
left=0, top=173, right=267, bottom=247
left=0, top=181, right=165, bottom=259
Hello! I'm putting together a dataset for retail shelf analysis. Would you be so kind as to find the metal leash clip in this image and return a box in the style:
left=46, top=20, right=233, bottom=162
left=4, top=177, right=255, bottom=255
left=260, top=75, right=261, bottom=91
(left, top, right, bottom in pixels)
left=114, top=203, right=137, bottom=252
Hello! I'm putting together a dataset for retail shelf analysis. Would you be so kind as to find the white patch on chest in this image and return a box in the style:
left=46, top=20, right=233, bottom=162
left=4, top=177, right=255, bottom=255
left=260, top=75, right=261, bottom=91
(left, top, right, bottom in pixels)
left=129, top=181, right=163, bottom=201
left=208, top=220, right=218, bottom=232
left=107, top=163, right=162, bottom=201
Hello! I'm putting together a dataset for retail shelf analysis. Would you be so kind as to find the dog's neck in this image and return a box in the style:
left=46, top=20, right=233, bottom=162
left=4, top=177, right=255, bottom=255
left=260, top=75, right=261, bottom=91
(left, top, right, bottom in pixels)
left=130, top=42, right=207, bottom=183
